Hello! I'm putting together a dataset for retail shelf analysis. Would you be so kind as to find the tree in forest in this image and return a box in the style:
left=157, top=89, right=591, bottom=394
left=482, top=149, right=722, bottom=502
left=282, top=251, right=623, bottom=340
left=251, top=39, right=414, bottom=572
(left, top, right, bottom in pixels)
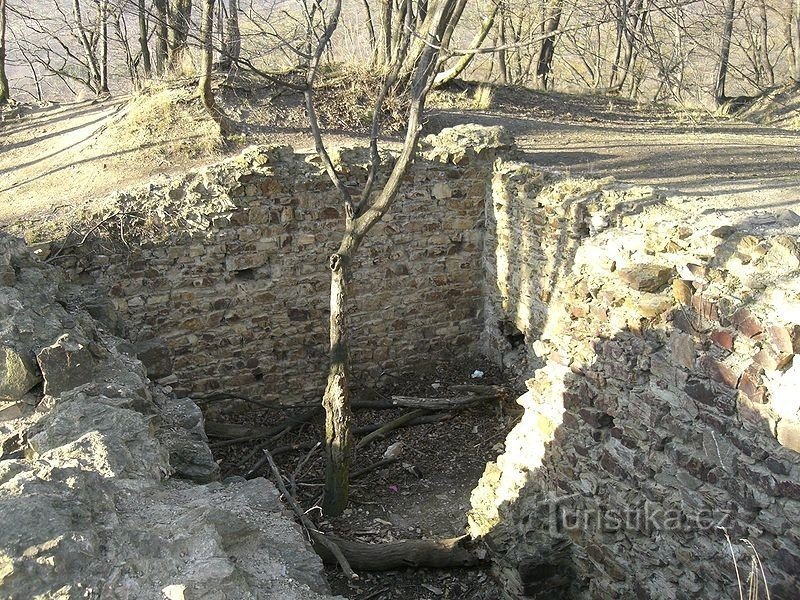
left=0, top=0, right=9, bottom=104
left=304, top=0, right=463, bottom=516
left=715, top=0, right=737, bottom=106
left=535, top=0, right=563, bottom=89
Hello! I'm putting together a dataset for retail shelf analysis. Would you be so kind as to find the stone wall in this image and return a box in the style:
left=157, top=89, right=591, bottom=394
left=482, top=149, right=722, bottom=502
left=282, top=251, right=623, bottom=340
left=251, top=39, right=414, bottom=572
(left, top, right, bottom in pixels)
left=470, top=160, right=800, bottom=598
left=40, top=127, right=509, bottom=407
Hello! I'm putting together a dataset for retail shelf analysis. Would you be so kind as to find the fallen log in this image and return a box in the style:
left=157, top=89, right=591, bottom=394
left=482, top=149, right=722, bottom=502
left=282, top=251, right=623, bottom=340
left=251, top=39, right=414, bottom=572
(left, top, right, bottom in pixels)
left=312, top=534, right=481, bottom=571
left=386, top=394, right=497, bottom=409
left=356, top=409, right=430, bottom=450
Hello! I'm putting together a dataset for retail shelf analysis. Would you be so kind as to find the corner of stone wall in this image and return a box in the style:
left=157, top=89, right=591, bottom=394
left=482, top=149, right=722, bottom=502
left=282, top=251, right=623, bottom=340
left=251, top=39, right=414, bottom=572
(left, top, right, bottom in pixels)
left=472, top=166, right=800, bottom=598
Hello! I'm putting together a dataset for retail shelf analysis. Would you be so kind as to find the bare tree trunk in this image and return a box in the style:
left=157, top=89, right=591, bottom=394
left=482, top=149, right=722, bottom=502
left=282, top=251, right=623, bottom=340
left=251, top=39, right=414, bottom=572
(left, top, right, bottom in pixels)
left=793, top=0, right=800, bottom=79
left=224, top=0, right=240, bottom=68
left=361, top=0, right=377, bottom=65
left=154, top=0, right=169, bottom=74
left=496, top=16, right=508, bottom=84
left=72, top=0, right=103, bottom=93
left=757, top=0, right=773, bottom=86
left=100, top=0, right=109, bottom=94
left=198, top=0, right=215, bottom=111
left=379, top=0, right=393, bottom=66
left=715, top=0, right=736, bottom=105
left=535, top=0, right=563, bottom=90
left=170, top=0, right=193, bottom=67
left=609, top=0, right=647, bottom=93
left=435, top=1, right=498, bottom=86
left=306, top=0, right=458, bottom=517
left=138, top=0, right=152, bottom=76
left=322, top=255, right=354, bottom=516
left=0, top=0, right=8, bottom=104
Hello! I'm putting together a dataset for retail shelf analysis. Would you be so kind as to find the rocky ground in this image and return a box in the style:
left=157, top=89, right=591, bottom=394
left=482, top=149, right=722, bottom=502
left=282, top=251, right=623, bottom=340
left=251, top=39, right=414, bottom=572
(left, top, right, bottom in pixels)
left=0, top=234, right=337, bottom=600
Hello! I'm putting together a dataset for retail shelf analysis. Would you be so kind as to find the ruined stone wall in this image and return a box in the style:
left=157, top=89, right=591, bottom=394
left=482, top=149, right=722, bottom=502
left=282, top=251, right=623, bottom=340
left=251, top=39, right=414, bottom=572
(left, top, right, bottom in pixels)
left=471, top=161, right=800, bottom=599
left=46, top=128, right=508, bottom=406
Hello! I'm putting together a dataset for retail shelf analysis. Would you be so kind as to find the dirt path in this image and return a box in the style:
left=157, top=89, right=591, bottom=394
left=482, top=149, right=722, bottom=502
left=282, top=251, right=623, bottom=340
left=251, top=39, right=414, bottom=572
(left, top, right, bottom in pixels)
left=429, top=88, right=800, bottom=218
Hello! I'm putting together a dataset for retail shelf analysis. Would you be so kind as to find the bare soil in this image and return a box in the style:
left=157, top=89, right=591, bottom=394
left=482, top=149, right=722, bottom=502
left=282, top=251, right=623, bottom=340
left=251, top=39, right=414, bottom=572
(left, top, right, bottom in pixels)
left=2, top=77, right=799, bottom=230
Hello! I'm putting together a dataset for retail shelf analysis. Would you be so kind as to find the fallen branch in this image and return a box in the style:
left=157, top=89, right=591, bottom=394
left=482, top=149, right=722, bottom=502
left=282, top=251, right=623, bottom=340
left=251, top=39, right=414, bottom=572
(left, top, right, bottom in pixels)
left=386, top=394, right=497, bottom=410
left=243, top=413, right=450, bottom=479
left=356, top=409, right=430, bottom=450
left=262, top=448, right=359, bottom=581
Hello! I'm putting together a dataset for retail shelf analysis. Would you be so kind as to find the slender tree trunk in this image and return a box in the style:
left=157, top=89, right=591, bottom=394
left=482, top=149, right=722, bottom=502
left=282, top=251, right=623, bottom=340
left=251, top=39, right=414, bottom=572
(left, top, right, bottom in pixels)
left=0, top=0, right=9, bottom=105
left=715, top=0, right=736, bottom=105
left=535, top=0, right=563, bottom=90
left=170, top=0, right=193, bottom=67
left=154, top=0, right=169, bottom=74
left=379, top=0, right=393, bottom=66
left=496, top=17, right=508, bottom=84
left=100, top=0, right=109, bottom=94
left=361, top=0, right=377, bottom=66
left=198, top=0, right=215, bottom=111
left=435, top=2, right=498, bottom=87
left=757, top=0, right=773, bottom=86
left=314, top=0, right=458, bottom=517
left=224, top=0, right=240, bottom=68
left=72, top=0, right=102, bottom=93
left=322, top=253, right=354, bottom=516
left=793, top=0, right=800, bottom=79
left=138, top=0, right=152, bottom=76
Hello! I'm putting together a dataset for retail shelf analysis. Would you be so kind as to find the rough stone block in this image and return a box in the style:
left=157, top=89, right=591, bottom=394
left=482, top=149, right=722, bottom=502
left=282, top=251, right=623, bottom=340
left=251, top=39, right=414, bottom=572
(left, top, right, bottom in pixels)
left=36, top=334, right=96, bottom=398
left=0, top=345, right=41, bottom=401
left=618, top=264, right=673, bottom=292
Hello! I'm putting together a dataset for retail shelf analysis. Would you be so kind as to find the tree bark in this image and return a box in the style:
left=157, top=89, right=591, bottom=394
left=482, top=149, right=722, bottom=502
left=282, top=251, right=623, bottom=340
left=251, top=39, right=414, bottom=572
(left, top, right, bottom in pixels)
left=153, top=0, right=169, bottom=74
left=757, top=0, right=773, bottom=86
left=100, top=0, right=109, bottom=94
left=322, top=255, right=354, bottom=516
left=793, top=0, right=800, bottom=79
left=170, top=0, right=193, bottom=67
left=379, top=0, right=393, bottom=66
left=199, top=0, right=214, bottom=108
left=72, top=0, right=103, bottom=93
left=434, top=1, right=498, bottom=87
left=138, top=0, right=152, bottom=76
left=535, top=0, right=563, bottom=90
left=715, top=0, right=736, bottom=106
left=0, top=0, right=9, bottom=104
left=224, top=0, right=241, bottom=68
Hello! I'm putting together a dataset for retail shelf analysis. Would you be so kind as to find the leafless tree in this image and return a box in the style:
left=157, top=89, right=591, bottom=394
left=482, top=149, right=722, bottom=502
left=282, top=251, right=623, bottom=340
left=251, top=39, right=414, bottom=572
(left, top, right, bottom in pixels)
left=715, top=0, right=737, bottom=105
left=302, top=0, right=462, bottom=516
left=0, top=0, right=9, bottom=103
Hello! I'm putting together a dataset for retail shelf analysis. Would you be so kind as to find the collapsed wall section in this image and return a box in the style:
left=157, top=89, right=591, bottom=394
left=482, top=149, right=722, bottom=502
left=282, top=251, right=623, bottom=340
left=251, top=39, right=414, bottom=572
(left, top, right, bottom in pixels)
left=472, top=161, right=800, bottom=599
left=36, top=127, right=508, bottom=407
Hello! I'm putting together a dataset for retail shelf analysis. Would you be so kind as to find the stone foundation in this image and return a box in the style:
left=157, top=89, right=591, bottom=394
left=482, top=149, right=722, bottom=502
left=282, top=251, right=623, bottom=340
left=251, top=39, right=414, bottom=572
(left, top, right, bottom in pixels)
left=11, top=126, right=800, bottom=598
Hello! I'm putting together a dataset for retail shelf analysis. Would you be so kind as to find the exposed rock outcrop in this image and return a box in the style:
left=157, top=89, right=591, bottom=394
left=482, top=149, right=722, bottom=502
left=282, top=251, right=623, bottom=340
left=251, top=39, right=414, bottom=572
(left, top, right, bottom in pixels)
left=0, top=234, right=337, bottom=599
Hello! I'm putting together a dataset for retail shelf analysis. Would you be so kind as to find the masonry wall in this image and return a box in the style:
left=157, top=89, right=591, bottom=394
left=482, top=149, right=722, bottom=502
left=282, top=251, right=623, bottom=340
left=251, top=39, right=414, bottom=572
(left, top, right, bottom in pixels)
left=50, top=136, right=503, bottom=407
left=471, top=160, right=800, bottom=599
